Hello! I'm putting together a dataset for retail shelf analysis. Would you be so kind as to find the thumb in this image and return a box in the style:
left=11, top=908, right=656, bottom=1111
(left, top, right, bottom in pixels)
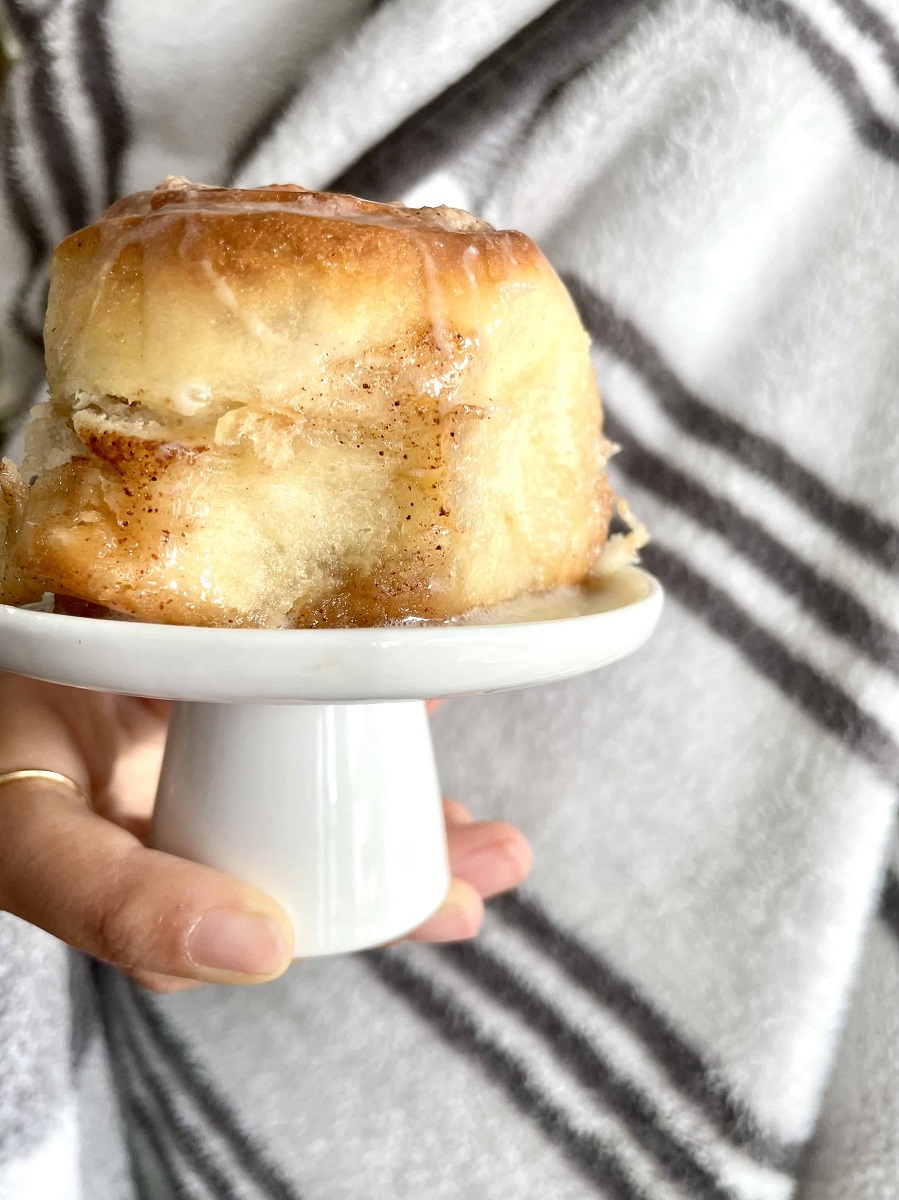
left=0, top=778, right=295, bottom=984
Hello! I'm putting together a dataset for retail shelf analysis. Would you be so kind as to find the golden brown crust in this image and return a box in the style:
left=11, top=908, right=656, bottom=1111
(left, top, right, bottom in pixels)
left=0, top=459, right=42, bottom=606
left=11, top=179, right=615, bottom=627
left=46, top=179, right=543, bottom=417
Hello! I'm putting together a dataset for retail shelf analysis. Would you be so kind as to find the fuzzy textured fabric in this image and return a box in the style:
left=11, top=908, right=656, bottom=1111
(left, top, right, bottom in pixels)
left=2, top=0, right=899, bottom=1196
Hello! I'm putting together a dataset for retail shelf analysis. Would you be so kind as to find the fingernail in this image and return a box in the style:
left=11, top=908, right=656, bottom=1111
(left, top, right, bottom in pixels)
left=187, top=910, right=285, bottom=976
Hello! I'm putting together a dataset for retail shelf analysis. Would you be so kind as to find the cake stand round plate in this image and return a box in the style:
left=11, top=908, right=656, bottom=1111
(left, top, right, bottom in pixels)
left=0, top=566, right=662, bottom=956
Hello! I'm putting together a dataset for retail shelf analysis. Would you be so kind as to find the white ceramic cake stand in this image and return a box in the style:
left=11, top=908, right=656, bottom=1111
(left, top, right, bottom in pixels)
left=0, top=567, right=661, bottom=956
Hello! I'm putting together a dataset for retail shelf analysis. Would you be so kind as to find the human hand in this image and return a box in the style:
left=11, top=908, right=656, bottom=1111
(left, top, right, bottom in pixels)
left=0, top=675, right=532, bottom=993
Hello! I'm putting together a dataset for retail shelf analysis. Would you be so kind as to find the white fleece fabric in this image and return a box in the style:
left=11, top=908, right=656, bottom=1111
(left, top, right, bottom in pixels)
left=1, top=0, right=899, bottom=1196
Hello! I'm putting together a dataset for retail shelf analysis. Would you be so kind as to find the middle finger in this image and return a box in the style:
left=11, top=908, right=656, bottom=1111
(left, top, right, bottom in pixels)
left=447, top=819, right=533, bottom=899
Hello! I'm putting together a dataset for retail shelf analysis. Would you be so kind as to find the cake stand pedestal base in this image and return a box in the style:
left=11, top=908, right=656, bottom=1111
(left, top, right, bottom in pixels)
left=151, top=699, right=448, bottom=957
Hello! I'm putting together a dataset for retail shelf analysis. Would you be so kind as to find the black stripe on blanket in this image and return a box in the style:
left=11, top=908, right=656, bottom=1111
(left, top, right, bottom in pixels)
left=0, top=93, right=49, bottom=351
left=92, top=968, right=194, bottom=1200
left=67, top=949, right=100, bottom=1072
left=722, top=0, right=899, bottom=162
left=367, top=948, right=651, bottom=1200
left=831, top=0, right=899, bottom=86
left=494, top=892, right=799, bottom=1171
left=1, top=0, right=42, bottom=41
left=23, top=7, right=91, bottom=230
left=440, top=940, right=745, bottom=1200
left=102, top=985, right=250, bottom=1200
left=128, top=1090, right=195, bottom=1200
left=603, top=408, right=899, bottom=674
left=880, top=867, right=899, bottom=941
left=563, top=274, right=899, bottom=571
left=328, top=0, right=647, bottom=201
left=123, top=983, right=305, bottom=1200
left=75, top=0, right=130, bottom=205
left=644, top=540, right=899, bottom=777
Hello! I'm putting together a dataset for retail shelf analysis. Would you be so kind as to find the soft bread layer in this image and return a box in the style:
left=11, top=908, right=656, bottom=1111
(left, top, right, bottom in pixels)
left=12, top=180, right=614, bottom=627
